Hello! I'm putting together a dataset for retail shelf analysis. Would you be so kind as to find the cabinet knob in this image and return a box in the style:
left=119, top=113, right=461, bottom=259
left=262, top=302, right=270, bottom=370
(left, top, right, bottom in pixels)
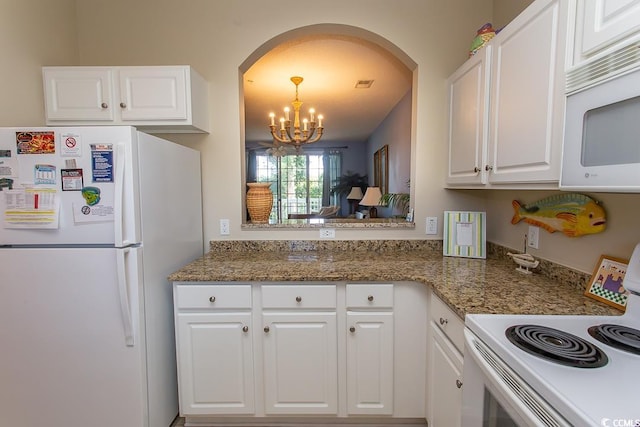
left=349, top=326, right=356, bottom=333
left=367, top=295, right=374, bottom=302
left=119, top=102, right=127, bottom=108
left=242, top=326, right=249, bottom=333
left=295, top=296, right=302, bottom=303
left=101, top=102, right=108, bottom=109
left=264, top=326, right=270, bottom=333
left=456, top=379, right=463, bottom=389
left=485, top=165, right=493, bottom=172
left=473, top=167, right=480, bottom=173
left=439, top=317, right=448, bottom=325
left=209, top=296, right=216, bottom=303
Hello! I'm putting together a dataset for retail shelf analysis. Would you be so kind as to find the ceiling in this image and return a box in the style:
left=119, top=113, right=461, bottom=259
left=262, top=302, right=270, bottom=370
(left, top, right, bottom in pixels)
left=242, top=34, right=413, bottom=146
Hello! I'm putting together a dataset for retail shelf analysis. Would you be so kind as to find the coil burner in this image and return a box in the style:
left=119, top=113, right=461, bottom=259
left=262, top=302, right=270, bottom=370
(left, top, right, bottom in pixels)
left=506, top=324, right=608, bottom=368
left=588, top=324, right=640, bottom=355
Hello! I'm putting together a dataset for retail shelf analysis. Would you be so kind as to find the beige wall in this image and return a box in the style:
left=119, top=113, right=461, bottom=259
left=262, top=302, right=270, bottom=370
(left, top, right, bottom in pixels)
left=0, top=0, right=78, bottom=126
left=3, top=0, right=639, bottom=274
left=71, top=0, right=494, bottom=245
left=493, top=0, right=535, bottom=29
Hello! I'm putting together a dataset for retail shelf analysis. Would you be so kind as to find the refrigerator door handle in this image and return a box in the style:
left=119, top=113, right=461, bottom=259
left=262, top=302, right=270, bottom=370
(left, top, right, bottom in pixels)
left=116, top=248, right=135, bottom=347
left=114, top=143, right=126, bottom=247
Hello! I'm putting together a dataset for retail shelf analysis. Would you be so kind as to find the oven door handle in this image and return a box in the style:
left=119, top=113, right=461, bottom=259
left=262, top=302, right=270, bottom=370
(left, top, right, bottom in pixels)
left=464, top=329, right=571, bottom=427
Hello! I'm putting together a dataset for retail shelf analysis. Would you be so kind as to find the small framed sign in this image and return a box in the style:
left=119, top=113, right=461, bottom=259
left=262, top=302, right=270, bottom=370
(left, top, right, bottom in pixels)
left=584, top=255, right=629, bottom=311
left=443, top=211, right=486, bottom=259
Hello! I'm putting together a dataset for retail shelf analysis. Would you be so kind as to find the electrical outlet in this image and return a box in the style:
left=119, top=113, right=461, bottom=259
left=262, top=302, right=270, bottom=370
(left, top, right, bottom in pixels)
left=527, top=225, right=539, bottom=249
left=319, top=228, right=336, bottom=239
left=220, top=219, right=230, bottom=235
left=426, top=217, right=438, bottom=235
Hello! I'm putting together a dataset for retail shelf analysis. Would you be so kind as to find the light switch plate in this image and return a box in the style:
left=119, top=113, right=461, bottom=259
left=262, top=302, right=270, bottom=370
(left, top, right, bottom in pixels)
left=220, top=219, right=230, bottom=235
left=527, top=225, right=539, bottom=249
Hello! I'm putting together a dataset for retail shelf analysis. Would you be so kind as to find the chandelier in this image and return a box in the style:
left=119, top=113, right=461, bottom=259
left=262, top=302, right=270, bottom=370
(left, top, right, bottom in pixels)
left=268, top=76, right=324, bottom=151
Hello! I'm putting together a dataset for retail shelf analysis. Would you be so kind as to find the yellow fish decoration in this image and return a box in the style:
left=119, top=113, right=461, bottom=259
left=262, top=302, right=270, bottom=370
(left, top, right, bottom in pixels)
left=511, top=194, right=606, bottom=237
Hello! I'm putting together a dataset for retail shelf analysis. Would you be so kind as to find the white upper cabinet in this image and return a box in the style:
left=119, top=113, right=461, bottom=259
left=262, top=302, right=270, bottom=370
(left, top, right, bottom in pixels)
left=572, top=0, right=640, bottom=66
left=446, top=46, right=491, bottom=186
left=446, top=0, right=568, bottom=188
left=43, top=66, right=209, bottom=133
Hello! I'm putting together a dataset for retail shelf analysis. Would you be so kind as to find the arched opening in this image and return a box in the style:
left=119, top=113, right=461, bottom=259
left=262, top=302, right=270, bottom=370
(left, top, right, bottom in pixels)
left=240, top=24, right=417, bottom=223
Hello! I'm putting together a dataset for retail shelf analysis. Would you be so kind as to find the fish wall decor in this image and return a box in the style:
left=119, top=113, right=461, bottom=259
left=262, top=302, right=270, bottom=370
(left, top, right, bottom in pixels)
left=511, top=193, right=606, bottom=237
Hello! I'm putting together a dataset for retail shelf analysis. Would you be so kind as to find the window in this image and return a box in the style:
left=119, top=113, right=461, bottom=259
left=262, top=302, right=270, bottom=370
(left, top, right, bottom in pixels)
left=250, top=150, right=342, bottom=221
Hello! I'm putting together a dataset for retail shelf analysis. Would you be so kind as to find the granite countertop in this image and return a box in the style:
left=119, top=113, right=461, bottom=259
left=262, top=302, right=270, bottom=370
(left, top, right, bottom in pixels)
left=169, top=240, right=621, bottom=320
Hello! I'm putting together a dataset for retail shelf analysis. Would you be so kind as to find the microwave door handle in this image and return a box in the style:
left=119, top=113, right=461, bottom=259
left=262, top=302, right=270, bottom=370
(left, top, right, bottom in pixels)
left=116, top=248, right=135, bottom=347
left=114, top=143, right=126, bottom=247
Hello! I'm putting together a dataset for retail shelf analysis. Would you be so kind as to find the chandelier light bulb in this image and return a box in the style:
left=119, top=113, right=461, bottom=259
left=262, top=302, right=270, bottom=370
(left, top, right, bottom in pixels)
left=269, top=112, right=275, bottom=126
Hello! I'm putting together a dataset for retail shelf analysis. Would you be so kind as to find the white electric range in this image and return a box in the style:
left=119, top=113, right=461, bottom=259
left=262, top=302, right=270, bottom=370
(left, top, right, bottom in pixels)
left=462, top=243, right=640, bottom=427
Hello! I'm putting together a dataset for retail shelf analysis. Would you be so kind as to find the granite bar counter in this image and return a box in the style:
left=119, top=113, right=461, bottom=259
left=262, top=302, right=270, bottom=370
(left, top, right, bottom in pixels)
left=169, top=240, right=621, bottom=319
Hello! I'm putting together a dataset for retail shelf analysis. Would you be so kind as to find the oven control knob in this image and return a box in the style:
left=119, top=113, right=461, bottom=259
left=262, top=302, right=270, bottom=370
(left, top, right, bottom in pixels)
left=456, top=379, right=463, bottom=389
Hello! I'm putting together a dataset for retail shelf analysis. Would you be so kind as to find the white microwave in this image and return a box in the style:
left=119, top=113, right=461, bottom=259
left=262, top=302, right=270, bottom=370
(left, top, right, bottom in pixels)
left=561, top=40, right=640, bottom=192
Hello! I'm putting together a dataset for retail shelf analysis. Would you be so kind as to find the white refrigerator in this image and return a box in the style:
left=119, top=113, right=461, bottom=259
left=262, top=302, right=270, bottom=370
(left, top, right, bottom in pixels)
left=0, top=126, right=203, bottom=427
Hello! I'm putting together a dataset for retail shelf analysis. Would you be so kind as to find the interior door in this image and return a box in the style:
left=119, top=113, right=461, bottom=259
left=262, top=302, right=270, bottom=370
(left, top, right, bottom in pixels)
left=0, top=247, right=146, bottom=427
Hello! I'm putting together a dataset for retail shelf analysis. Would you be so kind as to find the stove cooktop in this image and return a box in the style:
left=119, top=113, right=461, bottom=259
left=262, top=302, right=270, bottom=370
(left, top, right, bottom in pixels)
left=588, top=323, right=640, bottom=355
left=505, top=324, right=609, bottom=368
left=465, top=312, right=640, bottom=426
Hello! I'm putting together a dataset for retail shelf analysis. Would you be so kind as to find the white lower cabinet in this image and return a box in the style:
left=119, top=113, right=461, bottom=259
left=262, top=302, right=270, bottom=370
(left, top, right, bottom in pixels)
left=427, top=294, right=465, bottom=427
left=346, top=312, right=394, bottom=415
left=262, top=312, right=338, bottom=414
left=173, top=281, right=427, bottom=423
left=174, top=285, right=254, bottom=415
left=176, top=312, right=255, bottom=415
left=429, top=324, right=463, bottom=427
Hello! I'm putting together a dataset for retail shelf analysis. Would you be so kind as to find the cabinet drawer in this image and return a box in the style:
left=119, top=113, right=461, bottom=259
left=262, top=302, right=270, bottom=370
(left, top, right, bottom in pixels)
left=346, top=284, right=393, bottom=309
left=431, top=294, right=464, bottom=352
left=175, top=284, right=252, bottom=309
left=262, top=285, right=336, bottom=309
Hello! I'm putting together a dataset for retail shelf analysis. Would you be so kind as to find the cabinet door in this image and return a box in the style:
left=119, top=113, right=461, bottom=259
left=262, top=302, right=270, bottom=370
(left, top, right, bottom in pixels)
left=487, top=0, right=566, bottom=184
left=428, top=323, right=463, bottom=427
left=446, top=46, right=491, bottom=186
left=43, top=67, right=114, bottom=121
left=577, top=0, right=640, bottom=62
left=262, top=312, right=338, bottom=414
left=346, top=312, right=394, bottom=415
left=118, top=67, right=188, bottom=121
left=176, top=312, right=254, bottom=415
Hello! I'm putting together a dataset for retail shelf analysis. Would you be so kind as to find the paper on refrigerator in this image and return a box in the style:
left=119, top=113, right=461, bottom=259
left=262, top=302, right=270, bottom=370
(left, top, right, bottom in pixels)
left=3, top=187, right=60, bottom=229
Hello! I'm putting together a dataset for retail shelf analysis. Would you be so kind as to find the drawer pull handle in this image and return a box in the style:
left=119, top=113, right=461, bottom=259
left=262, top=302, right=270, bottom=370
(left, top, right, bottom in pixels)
left=295, top=296, right=302, bottom=303
left=456, top=379, right=463, bottom=389
left=209, top=296, right=216, bottom=303
left=242, top=326, right=249, bottom=333
left=120, top=102, right=127, bottom=108
left=439, top=317, right=448, bottom=325
left=101, top=102, right=108, bottom=109
left=264, top=326, right=270, bottom=333
left=367, top=295, right=374, bottom=302
left=349, top=326, right=356, bottom=333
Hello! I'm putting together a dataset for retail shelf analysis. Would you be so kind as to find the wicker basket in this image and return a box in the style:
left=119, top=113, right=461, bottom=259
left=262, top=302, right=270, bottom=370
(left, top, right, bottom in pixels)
left=246, top=182, right=273, bottom=223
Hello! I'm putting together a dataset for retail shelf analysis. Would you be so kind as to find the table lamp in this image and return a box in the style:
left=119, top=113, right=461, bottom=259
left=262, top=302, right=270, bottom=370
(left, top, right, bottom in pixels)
left=360, top=187, right=383, bottom=218
left=346, top=187, right=363, bottom=215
